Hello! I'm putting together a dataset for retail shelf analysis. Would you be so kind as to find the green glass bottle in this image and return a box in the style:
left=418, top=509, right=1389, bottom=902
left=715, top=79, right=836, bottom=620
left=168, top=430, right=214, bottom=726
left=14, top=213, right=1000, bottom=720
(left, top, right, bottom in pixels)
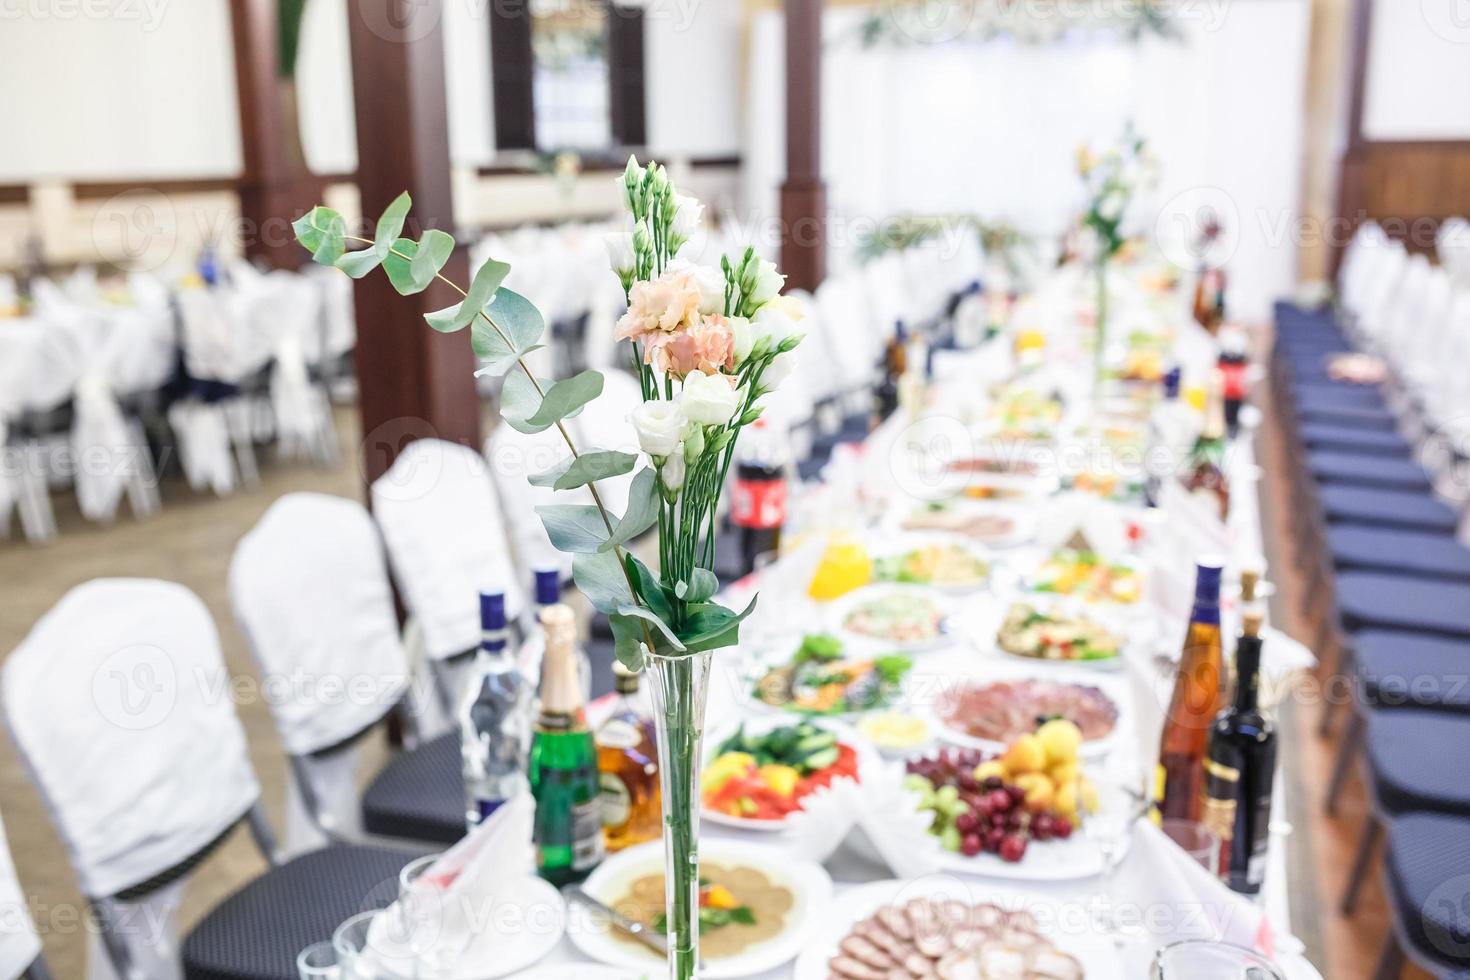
left=528, top=603, right=603, bottom=886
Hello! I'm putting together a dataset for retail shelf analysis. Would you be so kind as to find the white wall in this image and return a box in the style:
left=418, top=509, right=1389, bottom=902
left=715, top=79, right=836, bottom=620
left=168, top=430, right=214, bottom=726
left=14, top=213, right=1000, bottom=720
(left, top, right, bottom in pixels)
left=746, top=0, right=1312, bottom=320
left=0, top=1, right=241, bottom=180
left=1361, top=0, right=1470, bottom=141
left=644, top=0, right=743, bottom=158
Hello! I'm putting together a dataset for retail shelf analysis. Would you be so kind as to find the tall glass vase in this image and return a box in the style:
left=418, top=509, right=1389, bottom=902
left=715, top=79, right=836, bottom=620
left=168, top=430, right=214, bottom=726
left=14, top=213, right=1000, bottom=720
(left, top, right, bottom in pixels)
left=644, top=649, right=714, bottom=980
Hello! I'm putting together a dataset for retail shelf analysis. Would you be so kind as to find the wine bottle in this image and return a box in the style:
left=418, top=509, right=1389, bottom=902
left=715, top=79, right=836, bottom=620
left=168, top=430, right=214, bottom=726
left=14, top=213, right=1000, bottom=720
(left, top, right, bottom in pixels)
left=1182, top=373, right=1230, bottom=522
left=458, top=589, right=530, bottom=829
left=1204, top=610, right=1276, bottom=894
left=528, top=604, right=603, bottom=885
left=1153, top=559, right=1225, bottom=823
left=596, top=662, right=661, bottom=852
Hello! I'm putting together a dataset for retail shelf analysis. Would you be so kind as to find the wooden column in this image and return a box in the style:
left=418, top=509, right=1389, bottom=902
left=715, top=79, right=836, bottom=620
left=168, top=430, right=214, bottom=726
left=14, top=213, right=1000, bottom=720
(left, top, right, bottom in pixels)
left=230, top=0, right=318, bottom=268
left=346, top=0, right=481, bottom=483
left=780, top=0, right=827, bottom=292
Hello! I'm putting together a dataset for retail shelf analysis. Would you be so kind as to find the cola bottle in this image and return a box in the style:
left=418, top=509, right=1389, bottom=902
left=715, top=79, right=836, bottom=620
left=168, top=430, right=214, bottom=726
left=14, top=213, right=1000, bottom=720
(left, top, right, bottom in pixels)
left=730, top=419, right=789, bottom=577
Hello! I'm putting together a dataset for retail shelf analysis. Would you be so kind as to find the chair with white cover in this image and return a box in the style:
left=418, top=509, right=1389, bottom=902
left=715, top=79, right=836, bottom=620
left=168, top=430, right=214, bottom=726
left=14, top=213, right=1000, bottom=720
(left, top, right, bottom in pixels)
left=371, top=440, right=525, bottom=730
left=0, top=808, right=49, bottom=979
left=568, top=368, right=644, bottom=520
left=229, top=493, right=415, bottom=855
left=484, top=424, right=584, bottom=580
left=1, top=579, right=412, bottom=980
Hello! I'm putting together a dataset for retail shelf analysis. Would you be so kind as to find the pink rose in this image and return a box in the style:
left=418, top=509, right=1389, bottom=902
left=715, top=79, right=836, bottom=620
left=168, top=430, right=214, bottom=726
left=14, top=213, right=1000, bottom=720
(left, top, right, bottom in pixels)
left=648, top=313, right=735, bottom=377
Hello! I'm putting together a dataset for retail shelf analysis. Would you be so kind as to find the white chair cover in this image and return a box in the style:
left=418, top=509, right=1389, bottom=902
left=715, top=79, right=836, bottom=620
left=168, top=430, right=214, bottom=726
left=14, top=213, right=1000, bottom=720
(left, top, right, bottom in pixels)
left=484, top=425, right=585, bottom=579
left=230, top=493, right=410, bottom=756
left=371, top=440, right=525, bottom=661
left=1, top=579, right=259, bottom=900
left=0, top=810, right=41, bottom=979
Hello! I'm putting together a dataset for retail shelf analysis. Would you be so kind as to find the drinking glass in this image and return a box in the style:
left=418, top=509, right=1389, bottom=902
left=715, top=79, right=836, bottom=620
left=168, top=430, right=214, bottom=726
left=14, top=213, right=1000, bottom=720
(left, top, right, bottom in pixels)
left=1151, top=939, right=1287, bottom=979
left=297, top=941, right=339, bottom=980
left=332, top=911, right=379, bottom=978
left=397, top=854, right=460, bottom=979
left=1161, top=818, right=1219, bottom=870
left=1082, top=767, right=1147, bottom=948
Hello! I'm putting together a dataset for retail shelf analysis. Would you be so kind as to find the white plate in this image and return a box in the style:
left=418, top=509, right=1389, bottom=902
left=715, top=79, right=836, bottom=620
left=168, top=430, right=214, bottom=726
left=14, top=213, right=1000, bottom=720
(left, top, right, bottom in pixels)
left=701, top=716, right=878, bottom=832
left=569, top=839, right=834, bottom=979
left=829, top=584, right=958, bottom=653
left=792, top=877, right=1125, bottom=980
left=509, top=968, right=633, bottom=980
left=868, top=533, right=998, bottom=594
left=931, top=663, right=1128, bottom=761
left=743, top=631, right=917, bottom=721
left=992, top=595, right=1127, bottom=672
left=360, top=875, right=565, bottom=980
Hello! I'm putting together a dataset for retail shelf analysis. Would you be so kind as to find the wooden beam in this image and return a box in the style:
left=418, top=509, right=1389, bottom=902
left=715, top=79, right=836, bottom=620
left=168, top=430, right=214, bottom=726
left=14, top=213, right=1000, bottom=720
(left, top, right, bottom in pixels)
left=779, top=0, right=826, bottom=293
left=346, top=0, right=481, bottom=484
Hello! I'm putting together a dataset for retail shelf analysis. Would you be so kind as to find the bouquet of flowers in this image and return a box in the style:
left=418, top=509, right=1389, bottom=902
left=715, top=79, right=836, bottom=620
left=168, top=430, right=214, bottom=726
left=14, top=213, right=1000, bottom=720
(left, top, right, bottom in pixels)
left=1075, top=127, right=1158, bottom=383
left=293, top=156, right=801, bottom=979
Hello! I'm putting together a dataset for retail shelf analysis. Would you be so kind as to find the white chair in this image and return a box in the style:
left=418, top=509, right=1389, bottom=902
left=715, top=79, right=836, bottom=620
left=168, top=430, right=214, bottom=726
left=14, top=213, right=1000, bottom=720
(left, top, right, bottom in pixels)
left=229, top=493, right=413, bottom=854
left=0, top=809, right=47, bottom=979
left=371, top=439, right=525, bottom=728
left=484, top=424, right=585, bottom=580
left=569, top=368, right=644, bottom=520
left=3, top=578, right=412, bottom=980
left=816, top=273, right=884, bottom=413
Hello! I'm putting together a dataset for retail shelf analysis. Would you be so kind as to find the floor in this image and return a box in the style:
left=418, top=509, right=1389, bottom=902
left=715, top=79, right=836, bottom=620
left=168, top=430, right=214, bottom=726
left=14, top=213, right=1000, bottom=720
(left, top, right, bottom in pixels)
left=0, top=397, right=1431, bottom=980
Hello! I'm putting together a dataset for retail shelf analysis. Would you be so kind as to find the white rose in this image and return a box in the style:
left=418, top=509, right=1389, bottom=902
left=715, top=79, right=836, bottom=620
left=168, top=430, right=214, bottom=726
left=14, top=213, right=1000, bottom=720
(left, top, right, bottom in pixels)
left=749, top=258, right=785, bottom=306
left=1098, top=189, right=1126, bottom=222
left=671, top=194, right=703, bottom=240
left=680, top=369, right=741, bottom=426
left=629, top=400, right=687, bottom=457
left=603, top=232, right=636, bottom=277
left=728, top=315, right=753, bottom=364
left=661, top=450, right=686, bottom=492
left=762, top=351, right=797, bottom=391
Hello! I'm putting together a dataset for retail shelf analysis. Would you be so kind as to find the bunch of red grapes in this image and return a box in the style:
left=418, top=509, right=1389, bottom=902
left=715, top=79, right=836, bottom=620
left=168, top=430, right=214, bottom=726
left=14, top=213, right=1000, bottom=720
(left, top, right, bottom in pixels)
left=905, top=748, right=1073, bottom=862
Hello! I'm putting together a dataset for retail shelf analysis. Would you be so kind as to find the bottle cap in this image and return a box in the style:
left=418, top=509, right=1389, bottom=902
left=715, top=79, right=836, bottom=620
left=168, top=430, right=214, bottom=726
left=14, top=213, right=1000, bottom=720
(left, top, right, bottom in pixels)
left=1195, top=558, right=1224, bottom=601
left=1163, top=366, right=1182, bottom=398
left=613, top=660, right=639, bottom=693
left=534, top=565, right=560, bottom=606
left=1243, top=610, right=1264, bottom=637
left=478, top=589, right=506, bottom=630
left=1240, top=568, right=1261, bottom=603
left=538, top=604, right=581, bottom=716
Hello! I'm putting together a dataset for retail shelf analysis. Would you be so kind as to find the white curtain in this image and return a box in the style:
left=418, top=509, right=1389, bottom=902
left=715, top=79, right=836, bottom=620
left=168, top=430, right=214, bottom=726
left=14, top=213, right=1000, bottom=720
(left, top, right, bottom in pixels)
left=744, top=1, right=1311, bottom=319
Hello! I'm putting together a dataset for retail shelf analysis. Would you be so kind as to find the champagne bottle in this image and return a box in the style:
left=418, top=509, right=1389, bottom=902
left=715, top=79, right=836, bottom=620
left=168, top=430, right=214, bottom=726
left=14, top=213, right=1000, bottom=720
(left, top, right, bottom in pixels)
left=528, top=604, right=603, bottom=885
left=458, top=589, right=530, bottom=829
left=1205, top=610, right=1276, bottom=894
left=596, top=662, right=661, bottom=852
left=1153, top=559, right=1225, bottom=823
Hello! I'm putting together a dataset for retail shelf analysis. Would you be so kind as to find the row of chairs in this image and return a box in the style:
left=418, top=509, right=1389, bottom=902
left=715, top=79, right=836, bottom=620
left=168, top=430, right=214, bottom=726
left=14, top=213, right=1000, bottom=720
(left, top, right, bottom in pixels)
left=1272, top=220, right=1470, bottom=979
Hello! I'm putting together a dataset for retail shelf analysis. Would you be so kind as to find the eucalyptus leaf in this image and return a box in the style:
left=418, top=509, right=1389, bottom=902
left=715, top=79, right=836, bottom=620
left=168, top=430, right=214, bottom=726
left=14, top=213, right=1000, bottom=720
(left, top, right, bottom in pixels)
left=624, top=553, right=674, bottom=625
left=535, top=503, right=608, bottom=554
left=617, top=603, right=685, bottom=653
left=425, top=257, right=511, bottom=333
left=333, top=249, right=382, bottom=279
left=608, top=612, right=649, bottom=671
left=501, top=370, right=550, bottom=434
left=374, top=192, right=411, bottom=258
left=524, top=370, right=603, bottom=431
left=599, top=468, right=659, bottom=552
left=382, top=237, right=422, bottom=294
left=550, top=450, right=636, bottom=491
left=573, top=550, right=635, bottom=616
left=293, top=206, right=346, bottom=265
left=471, top=287, right=546, bottom=376
left=409, top=228, right=455, bottom=291
left=527, top=455, right=574, bottom=489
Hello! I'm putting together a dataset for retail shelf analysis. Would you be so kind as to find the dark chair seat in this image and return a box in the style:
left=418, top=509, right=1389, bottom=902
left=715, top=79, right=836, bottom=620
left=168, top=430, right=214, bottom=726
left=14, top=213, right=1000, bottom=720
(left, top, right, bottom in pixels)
left=1385, top=813, right=1470, bottom=970
left=1356, top=631, right=1470, bottom=712
left=1367, top=712, right=1470, bottom=815
left=1336, top=572, right=1470, bottom=640
left=1296, top=404, right=1399, bottom=431
left=182, top=845, right=409, bottom=980
left=1319, top=486, right=1460, bottom=534
left=1327, top=526, right=1470, bottom=580
left=1294, top=384, right=1387, bottom=412
left=1300, top=423, right=1411, bottom=457
left=362, top=734, right=464, bottom=846
left=1307, top=450, right=1431, bottom=492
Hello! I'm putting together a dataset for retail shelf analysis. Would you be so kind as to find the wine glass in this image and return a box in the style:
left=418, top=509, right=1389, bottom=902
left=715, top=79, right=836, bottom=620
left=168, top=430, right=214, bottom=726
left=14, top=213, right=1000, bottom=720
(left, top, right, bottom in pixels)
left=1151, top=939, right=1287, bottom=979
left=331, top=911, right=379, bottom=979
left=296, top=941, right=339, bottom=980
left=1081, top=765, right=1147, bottom=949
left=397, top=854, right=461, bottom=979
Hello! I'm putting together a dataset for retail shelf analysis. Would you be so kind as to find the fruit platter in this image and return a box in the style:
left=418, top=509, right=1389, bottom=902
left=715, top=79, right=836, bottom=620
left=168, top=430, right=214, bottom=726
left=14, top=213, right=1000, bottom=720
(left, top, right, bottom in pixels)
left=833, top=585, right=954, bottom=652
left=872, top=538, right=992, bottom=591
left=1028, top=548, right=1142, bottom=605
left=995, top=600, right=1123, bottom=666
left=752, top=633, right=913, bottom=716
left=701, top=719, right=866, bottom=830
left=901, top=722, right=1117, bottom=880
left=935, top=676, right=1121, bottom=755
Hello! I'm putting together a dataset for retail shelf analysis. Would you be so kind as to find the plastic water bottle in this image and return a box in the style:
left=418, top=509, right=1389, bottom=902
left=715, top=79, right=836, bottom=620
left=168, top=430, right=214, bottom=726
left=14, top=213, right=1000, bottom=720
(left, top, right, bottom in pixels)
left=459, top=589, right=530, bottom=829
